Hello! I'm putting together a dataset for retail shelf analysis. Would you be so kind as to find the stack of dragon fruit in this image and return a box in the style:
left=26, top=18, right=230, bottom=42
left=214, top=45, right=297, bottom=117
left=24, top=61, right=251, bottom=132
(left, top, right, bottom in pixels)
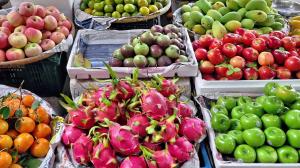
left=60, top=66, right=206, bottom=168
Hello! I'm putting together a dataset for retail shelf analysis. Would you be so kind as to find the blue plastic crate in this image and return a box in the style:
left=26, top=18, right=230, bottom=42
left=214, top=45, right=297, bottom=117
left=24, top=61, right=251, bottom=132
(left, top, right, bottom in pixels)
left=200, top=143, right=213, bottom=168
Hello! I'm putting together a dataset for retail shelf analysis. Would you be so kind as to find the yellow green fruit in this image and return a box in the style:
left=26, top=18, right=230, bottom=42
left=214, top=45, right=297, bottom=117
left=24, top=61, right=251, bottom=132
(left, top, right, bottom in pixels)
left=207, top=9, right=222, bottom=21
left=245, top=10, right=267, bottom=22
left=201, top=15, right=214, bottom=29
left=220, top=12, right=242, bottom=24
left=225, top=20, right=242, bottom=32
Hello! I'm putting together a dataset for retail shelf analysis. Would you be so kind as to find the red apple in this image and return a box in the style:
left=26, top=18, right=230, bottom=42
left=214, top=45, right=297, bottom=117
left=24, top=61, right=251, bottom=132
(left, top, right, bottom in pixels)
left=0, top=15, right=6, bottom=25
left=25, top=28, right=42, bottom=43
left=207, top=48, right=224, bottom=65
left=269, top=31, right=286, bottom=39
left=258, top=52, right=274, bottom=66
left=44, top=15, right=58, bottom=31
left=46, top=6, right=60, bottom=20
left=272, top=49, right=289, bottom=65
left=292, top=35, right=300, bottom=47
left=24, top=43, right=43, bottom=57
left=209, top=39, right=223, bottom=50
left=42, top=30, right=51, bottom=40
left=14, top=25, right=26, bottom=34
left=242, top=31, right=256, bottom=46
left=6, top=11, right=24, bottom=27
left=56, top=26, right=70, bottom=37
left=5, top=48, right=25, bottom=61
left=226, top=68, right=243, bottom=80
left=18, top=2, right=36, bottom=17
left=0, top=49, right=5, bottom=62
left=234, top=28, right=246, bottom=36
left=258, top=66, right=276, bottom=80
left=34, top=5, right=46, bottom=18
left=0, top=31, right=8, bottom=49
left=58, top=19, right=72, bottom=31
left=50, top=32, right=65, bottom=44
left=202, top=74, right=216, bottom=80
left=199, top=60, right=214, bottom=74
left=242, top=47, right=259, bottom=61
left=194, top=48, right=207, bottom=61
left=276, top=67, right=291, bottom=79
left=223, top=33, right=242, bottom=44
left=222, top=43, right=237, bottom=58
left=267, top=36, right=282, bottom=49
left=0, top=27, right=10, bottom=36
left=281, top=36, right=296, bottom=51
left=215, top=65, right=228, bottom=77
left=8, top=32, right=27, bottom=48
left=2, top=21, right=14, bottom=32
left=259, top=34, right=269, bottom=43
left=288, top=50, right=299, bottom=57
left=243, top=67, right=258, bottom=80
left=198, top=34, right=214, bottom=48
left=236, top=45, right=243, bottom=55
left=26, top=16, right=44, bottom=30
left=40, top=39, right=56, bottom=51
left=230, top=56, right=246, bottom=69
left=284, top=56, right=300, bottom=72
left=251, top=38, right=266, bottom=52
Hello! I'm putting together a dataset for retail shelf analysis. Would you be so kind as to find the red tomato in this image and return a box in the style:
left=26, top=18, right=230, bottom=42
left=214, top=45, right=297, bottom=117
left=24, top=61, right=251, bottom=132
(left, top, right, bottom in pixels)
left=230, top=56, right=246, bottom=69
left=251, top=38, right=267, bottom=52
left=281, top=36, right=296, bottom=51
left=195, top=48, right=208, bottom=61
left=198, top=34, right=214, bottom=48
left=209, top=39, right=223, bottom=50
left=269, top=31, right=286, bottom=39
left=242, top=31, right=256, bottom=46
left=276, top=67, right=291, bottom=79
left=258, top=52, right=274, bottom=66
left=226, top=68, right=243, bottom=80
left=222, top=43, right=237, bottom=58
left=199, top=61, right=215, bottom=74
left=272, top=49, right=289, bottom=65
left=236, top=45, right=244, bottom=55
left=242, top=47, right=259, bottom=62
left=207, top=48, right=225, bottom=65
left=258, top=66, right=276, bottom=80
left=215, top=65, right=228, bottom=77
left=243, top=68, right=259, bottom=80
left=267, top=36, right=282, bottom=49
left=284, top=56, right=300, bottom=72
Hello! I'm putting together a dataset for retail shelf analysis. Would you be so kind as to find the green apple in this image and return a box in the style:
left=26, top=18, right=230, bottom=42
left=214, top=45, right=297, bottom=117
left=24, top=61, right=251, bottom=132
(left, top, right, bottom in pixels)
left=211, top=113, right=230, bottom=133
left=237, top=96, right=252, bottom=106
left=215, top=134, right=236, bottom=154
left=217, top=96, right=237, bottom=111
left=287, top=129, right=300, bottom=148
left=240, top=113, right=262, bottom=130
left=234, top=144, right=256, bottom=163
left=242, top=128, right=265, bottom=147
left=243, top=102, right=264, bottom=117
left=261, top=114, right=281, bottom=128
left=231, top=106, right=245, bottom=119
left=256, top=145, right=278, bottom=163
left=262, top=96, right=284, bottom=114
left=228, top=130, right=244, bottom=144
left=277, top=145, right=299, bottom=163
left=255, top=95, right=267, bottom=106
left=230, top=119, right=242, bottom=130
left=264, top=127, right=286, bottom=147
left=284, top=110, right=300, bottom=129
left=291, top=100, right=300, bottom=110
left=210, top=105, right=228, bottom=116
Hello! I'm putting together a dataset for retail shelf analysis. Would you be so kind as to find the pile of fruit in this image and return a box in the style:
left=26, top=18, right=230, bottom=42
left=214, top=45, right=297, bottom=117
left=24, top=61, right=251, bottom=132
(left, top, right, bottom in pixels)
left=193, top=28, right=300, bottom=80
left=211, top=82, right=300, bottom=163
left=0, top=93, right=52, bottom=167
left=179, top=0, right=285, bottom=37
left=289, top=16, right=300, bottom=36
left=79, top=0, right=168, bottom=18
left=109, top=24, right=190, bottom=68
left=0, top=2, right=72, bottom=63
left=60, top=65, right=206, bottom=167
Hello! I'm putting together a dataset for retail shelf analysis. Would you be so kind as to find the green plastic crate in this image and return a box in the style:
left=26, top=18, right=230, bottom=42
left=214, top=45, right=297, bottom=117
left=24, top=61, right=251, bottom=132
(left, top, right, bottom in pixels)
left=0, top=52, right=67, bottom=97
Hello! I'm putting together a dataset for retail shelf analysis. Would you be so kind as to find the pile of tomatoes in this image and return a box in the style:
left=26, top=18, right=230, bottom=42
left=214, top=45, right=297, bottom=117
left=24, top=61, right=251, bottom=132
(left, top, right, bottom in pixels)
left=193, top=29, right=300, bottom=80
left=0, top=93, right=51, bottom=168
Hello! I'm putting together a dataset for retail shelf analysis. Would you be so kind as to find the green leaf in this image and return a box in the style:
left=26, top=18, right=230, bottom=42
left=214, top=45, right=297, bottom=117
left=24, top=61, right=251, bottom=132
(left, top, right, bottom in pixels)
left=31, top=100, right=41, bottom=111
left=102, top=98, right=112, bottom=106
left=109, top=90, right=118, bottom=100
left=226, top=70, right=234, bottom=75
left=15, top=109, right=23, bottom=118
left=60, top=94, right=77, bottom=109
left=233, top=68, right=241, bottom=72
left=23, top=158, right=42, bottom=168
left=132, top=68, right=139, bottom=83
left=0, top=106, right=10, bottom=119
left=104, top=62, right=118, bottom=81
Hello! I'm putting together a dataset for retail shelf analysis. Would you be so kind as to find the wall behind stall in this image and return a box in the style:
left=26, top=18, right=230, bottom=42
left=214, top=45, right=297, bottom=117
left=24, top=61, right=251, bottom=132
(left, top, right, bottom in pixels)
left=9, top=0, right=73, bottom=19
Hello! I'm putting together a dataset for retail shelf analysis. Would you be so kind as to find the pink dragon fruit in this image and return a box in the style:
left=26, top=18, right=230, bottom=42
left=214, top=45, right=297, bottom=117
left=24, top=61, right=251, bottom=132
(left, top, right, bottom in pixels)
left=177, top=102, right=193, bottom=118
left=91, top=138, right=118, bottom=168
left=146, top=114, right=177, bottom=143
left=117, top=80, right=135, bottom=100
left=127, top=114, right=150, bottom=137
left=142, top=137, right=162, bottom=151
left=62, top=125, right=84, bottom=146
left=153, top=75, right=178, bottom=97
left=168, top=137, right=194, bottom=162
left=69, top=106, right=95, bottom=129
left=179, top=117, right=206, bottom=142
left=166, top=99, right=177, bottom=115
left=120, top=156, right=147, bottom=168
left=72, top=134, right=93, bottom=165
left=94, top=100, right=120, bottom=122
left=108, top=121, right=140, bottom=156
left=141, top=89, right=167, bottom=120
left=140, top=146, right=176, bottom=168
left=146, top=159, right=158, bottom=168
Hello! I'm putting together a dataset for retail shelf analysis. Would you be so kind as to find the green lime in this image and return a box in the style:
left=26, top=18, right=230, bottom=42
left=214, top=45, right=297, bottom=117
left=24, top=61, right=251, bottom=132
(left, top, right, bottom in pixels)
left=94, top=2, right=104, bottom=11
left=137, top=0, right=148, bottom=7
left=80, top=2, right=88, bottom=10
left=104, top=4, right=114, bottom=13
left=140, top=6, right=150, bottom=15
left=112, top=11, right=121, bottom=18
left=181, top=4, right=191, bottom=13
left=124, top=4, right=136, bottom=13
left=116, top=4, right=124, bottom=13
left=94, top=11, right=104, bottom=16
left=105, top=12, right=112, bottom=17
left=124, top=0, right=135, bottom=4
left=122, top=12, right=131, bottom=17
left=114, top=0, right=123, bottom=4
left=149, top=5, right=158, bottom=13
left=155, top=2, right=163, bottom=9
left=88, top=1, right=95, bottom=9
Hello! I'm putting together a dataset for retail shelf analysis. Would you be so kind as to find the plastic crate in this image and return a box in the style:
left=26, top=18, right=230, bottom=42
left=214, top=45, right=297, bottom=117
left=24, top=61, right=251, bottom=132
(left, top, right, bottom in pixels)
left=0, top=52, right=67, bottom=97
left=109, top=17, right=159, bottom=30
left=199, top=143, right=213, bottom=168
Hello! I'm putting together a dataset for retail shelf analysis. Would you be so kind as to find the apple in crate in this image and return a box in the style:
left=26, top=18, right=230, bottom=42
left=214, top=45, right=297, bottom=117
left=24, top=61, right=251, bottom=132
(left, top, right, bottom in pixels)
left=0, top=15, right=6, bottom=25
left=6, top=48, right=25, bottom=61
left=19, top=2, right=36, bottom=17
left=0, top=27, right=10, bottom=35
left=24, top=27, right=42, bottom=43
left=0, top=31, right=8, bottom=49
left=56, top=26, right=69, bottom=37
left=14, top=25, right=26, bottom=34
left=50, top=32, right=65, bottom=44
left=2, top=21, right=14, bottom=32
left=46, top=6, right=60, bottom=20
left=24, top=43, right=42, bottom=57
left=26, top=16, right=44, bottom=30
left=42, top=30, right=51, bottom=40
left=35, top=5, right=46, bottom=18
left=40, top=39, right=55, bottom=51
left=44, top=15, right=57, bottom=31
left=8, top=32, right=27, bottom=48
left=0, top=49, right=5, bottom=62
left=6, top=11, right=24, bottom=27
